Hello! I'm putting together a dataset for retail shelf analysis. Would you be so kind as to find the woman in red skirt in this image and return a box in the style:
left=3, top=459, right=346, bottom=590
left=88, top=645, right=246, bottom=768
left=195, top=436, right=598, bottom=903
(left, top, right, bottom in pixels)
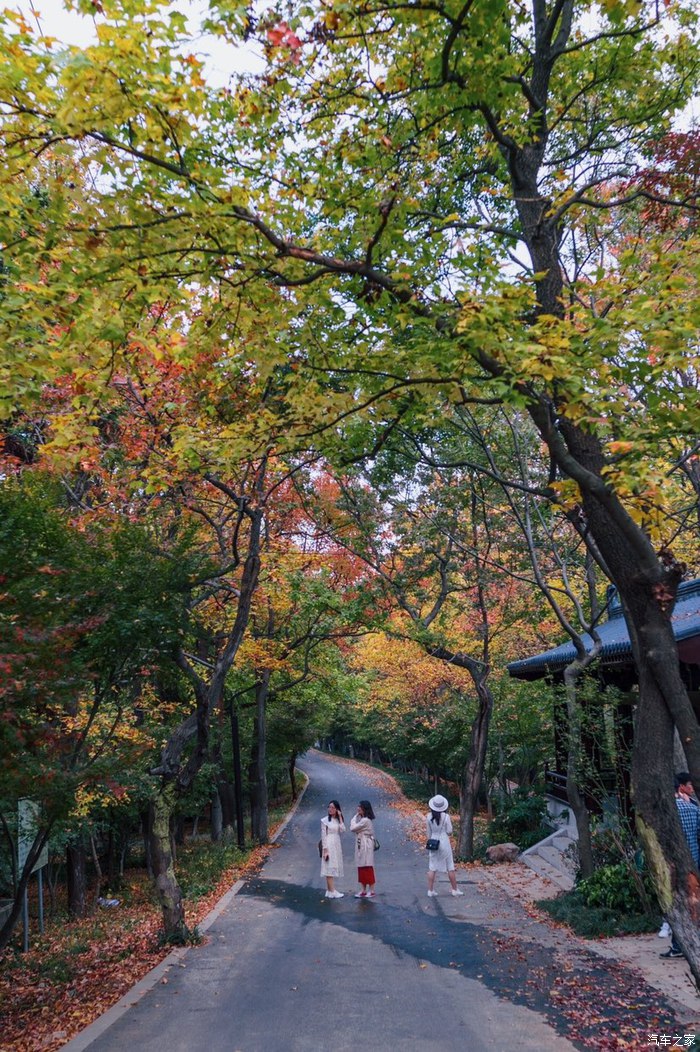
left=350, top=800, right=376, bottom=898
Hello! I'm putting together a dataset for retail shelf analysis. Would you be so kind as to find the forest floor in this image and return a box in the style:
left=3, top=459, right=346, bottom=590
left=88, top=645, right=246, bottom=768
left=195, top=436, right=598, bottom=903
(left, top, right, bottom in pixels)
left=0, top=791, right=297, bottom=1052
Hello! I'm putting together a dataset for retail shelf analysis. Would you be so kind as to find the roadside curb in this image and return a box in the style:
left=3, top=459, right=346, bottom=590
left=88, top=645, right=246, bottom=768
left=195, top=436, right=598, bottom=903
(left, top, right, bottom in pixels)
left=61, top=775, right=309, bottom=1051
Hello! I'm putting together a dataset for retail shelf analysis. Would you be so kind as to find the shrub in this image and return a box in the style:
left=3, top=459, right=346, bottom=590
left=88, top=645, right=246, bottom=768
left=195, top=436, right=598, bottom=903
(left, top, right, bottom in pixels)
left=537, top=890, right=659, bottom=938
left=588, top=817, right=637, bottom=870
left=488, top=789, right=550, bottom=851
left=178, top=841, right=244, bottom=900
left=577, top=862, right=654, bottom=914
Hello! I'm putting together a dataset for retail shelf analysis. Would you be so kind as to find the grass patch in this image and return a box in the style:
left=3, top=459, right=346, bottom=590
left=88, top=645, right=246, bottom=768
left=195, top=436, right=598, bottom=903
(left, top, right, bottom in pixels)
left=178, top=840, right=246, bottom=899
left=36, top=952, right=77, bottom=983
left=537, top=889, right=659, bottom=938
left=379, top=767, right=434, bottom=805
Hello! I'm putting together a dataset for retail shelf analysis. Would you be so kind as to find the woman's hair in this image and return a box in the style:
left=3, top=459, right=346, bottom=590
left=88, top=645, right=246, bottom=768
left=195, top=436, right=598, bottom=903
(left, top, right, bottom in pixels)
left=327, top=800, right=342, bottom=821
left=430, top=810, right=443, bottom=825
left=359, top=800, right=375, bottom=820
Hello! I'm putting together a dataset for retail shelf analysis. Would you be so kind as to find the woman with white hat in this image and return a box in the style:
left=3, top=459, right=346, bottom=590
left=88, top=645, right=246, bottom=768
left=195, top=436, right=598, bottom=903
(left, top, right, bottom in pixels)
left=425, top=795, right=464, bottom=897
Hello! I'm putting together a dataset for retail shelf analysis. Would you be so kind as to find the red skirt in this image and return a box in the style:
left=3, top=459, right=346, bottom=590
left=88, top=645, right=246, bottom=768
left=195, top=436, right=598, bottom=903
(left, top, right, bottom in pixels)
left=358, top=866, right=375, bottom=885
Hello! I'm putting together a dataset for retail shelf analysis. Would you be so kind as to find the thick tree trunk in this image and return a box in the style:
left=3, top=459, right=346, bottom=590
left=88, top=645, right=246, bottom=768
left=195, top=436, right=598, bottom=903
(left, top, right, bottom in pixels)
left=564, top=447, right=700, bottom=981
left=511, top=130, right=700, bottom=972
left=66, top=840, right=88, bottom=919
left=218, top=780, right=236, bottom=841
left=632, top=657, right=700, bottom=979
left=149, top=782, right=187, bottom=942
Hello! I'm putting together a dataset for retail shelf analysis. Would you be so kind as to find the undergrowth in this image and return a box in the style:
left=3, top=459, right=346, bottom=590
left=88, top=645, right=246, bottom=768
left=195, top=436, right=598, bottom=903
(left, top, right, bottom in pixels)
left=537, top=890, right=659, bottom=938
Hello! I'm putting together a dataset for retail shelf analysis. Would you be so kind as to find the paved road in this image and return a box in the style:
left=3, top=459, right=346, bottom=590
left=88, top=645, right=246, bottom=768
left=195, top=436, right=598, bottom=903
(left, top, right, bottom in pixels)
left=71, top=751, right=578, bottom=1051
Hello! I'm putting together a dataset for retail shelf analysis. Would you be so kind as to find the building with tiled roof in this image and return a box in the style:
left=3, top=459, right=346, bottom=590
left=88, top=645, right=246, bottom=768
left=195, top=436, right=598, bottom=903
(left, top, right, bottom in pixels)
left=507, top=578, right=700, bottom=815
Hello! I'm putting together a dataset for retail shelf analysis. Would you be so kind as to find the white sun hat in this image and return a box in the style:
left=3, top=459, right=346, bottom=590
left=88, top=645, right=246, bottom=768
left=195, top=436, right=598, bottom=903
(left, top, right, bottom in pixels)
left=428, top=795, right=449, bottom=812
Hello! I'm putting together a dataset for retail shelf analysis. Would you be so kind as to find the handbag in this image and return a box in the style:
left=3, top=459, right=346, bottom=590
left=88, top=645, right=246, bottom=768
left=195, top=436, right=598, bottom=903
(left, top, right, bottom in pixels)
left=373, top=837, right=380, bottom=851
left=318, top=838, right=323, bottom=858
left=426, top=838, right=440, bottom=851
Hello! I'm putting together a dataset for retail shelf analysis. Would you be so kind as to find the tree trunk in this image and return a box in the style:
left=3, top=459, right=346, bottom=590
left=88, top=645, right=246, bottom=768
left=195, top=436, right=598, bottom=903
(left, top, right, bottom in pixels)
left=66, top=840, right=88, bottom=919
left=144, top=502, right=262, bottom=937
left=210, top=789, right=223, bottom=843
left=141, top=810, right=153, bottom=879
left=149, top=782, right=188, bottom=942
left=457, top=677, right=494, bottom=860
left=106, top=818, right=121, bottom=891
left=515, top=190, right=700, bottom=972
left=632, top=654, right=700, bottom=975
left=218, top=780, right=236, bottom=841
left=289, top=751, right=298, bottom=800
left=569, top=470, right=700, bottom=980
left=0, top=826, right=52, bottom=950
left=562, top=667, right=595, bottom=879
left=89, top=832, right=103, bottom=908
left=172, top=815, right=186, bottom=847
left=249, top=671, right=270, bottom=843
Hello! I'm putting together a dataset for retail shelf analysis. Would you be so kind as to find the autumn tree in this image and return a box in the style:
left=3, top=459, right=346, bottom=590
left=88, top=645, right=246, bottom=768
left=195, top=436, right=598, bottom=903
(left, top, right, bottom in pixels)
left=1, top=0, right=700, bottom=974
left=230, top=473, right=378, bottom=839
left=0, top=474, right=196, bottom=947
left=301, top=457, right=541, bottom=858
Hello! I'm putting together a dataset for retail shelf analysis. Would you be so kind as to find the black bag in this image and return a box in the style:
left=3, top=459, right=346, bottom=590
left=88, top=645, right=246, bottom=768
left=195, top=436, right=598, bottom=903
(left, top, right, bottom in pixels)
left=426, top=838, right=440, bottom=851
left=373, top=837, right=380, bottom=851
left=318, top=839, right=323, bottom=858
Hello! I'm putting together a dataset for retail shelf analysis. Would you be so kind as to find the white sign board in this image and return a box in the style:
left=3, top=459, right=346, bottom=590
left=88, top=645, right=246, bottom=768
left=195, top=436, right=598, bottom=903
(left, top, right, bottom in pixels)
left=18, top=800, right=48, bottom=874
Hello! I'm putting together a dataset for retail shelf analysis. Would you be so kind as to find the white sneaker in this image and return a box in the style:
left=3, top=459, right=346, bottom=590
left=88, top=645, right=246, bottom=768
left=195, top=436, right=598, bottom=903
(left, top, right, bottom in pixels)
left=332, top=891, right=344, bottom=898
left=658, top=921, right=672, bottom=938
left=427, top=890, right=438, bottom=897
left=450, top=889, right=464, bottom=896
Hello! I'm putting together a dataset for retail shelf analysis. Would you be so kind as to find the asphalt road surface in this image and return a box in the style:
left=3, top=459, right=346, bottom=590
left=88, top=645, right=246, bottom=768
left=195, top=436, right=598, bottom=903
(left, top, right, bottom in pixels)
left=68, top=750, right=578, bottom=1052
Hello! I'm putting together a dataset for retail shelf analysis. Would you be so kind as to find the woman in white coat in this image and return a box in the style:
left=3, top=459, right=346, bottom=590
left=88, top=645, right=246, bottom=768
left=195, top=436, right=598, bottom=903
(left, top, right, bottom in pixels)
left=321, top=800, right=345, bottom=898
left=350, top=800, right=377, bottom=898
left=426, top=795, right=464, bottom=897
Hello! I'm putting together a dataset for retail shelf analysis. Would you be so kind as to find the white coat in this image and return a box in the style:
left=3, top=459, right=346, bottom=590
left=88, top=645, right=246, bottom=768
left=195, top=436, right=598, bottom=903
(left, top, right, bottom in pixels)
left=320, top=816, right=345, bottom=878
left=350, top=814, right=376, bottom=867
left=426, top=812, right=455, bottom=872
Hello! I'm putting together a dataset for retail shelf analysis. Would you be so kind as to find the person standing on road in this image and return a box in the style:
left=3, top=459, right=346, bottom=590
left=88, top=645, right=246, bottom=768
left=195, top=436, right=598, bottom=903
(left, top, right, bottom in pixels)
left=350, top=800, right=377, bottom=898
left=321, top=800, right=345, bottom=898
left=425, top=795, right=464, bottom=898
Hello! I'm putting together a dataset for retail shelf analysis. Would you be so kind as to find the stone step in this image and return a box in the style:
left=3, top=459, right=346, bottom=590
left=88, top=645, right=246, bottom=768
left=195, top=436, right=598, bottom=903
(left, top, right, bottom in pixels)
left=538, top=844, right=572, bottom=868
left=551, top=833, right=576, bottom=849
left=522, top=852, right=574, bottom=891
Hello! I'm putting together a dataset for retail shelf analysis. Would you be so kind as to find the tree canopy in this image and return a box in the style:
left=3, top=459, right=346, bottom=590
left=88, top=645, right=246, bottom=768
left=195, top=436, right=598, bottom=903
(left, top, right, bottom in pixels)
left=1, top=0, right=700, bottom=967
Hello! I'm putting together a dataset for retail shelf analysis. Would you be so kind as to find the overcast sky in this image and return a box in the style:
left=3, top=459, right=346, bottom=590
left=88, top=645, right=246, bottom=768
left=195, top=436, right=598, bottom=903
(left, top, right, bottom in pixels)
left=10, top=1, right=265, bottom=82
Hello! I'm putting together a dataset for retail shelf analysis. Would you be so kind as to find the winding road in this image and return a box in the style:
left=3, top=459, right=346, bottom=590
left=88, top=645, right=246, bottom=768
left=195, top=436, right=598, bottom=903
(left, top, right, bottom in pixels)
left=62, top=751, right=629, bottom=1051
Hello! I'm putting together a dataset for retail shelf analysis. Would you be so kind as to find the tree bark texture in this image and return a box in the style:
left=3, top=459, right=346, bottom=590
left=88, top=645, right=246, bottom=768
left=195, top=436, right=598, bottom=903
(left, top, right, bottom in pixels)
left=66, top=840, right=88, bottom=919
left=149, top=782, right=187, bottom=941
